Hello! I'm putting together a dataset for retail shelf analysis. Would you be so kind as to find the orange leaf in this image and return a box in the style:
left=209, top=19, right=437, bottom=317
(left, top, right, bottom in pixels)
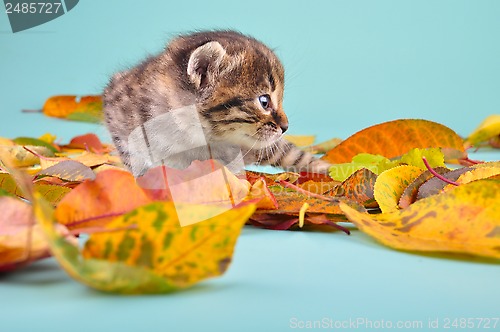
left=0, top=197, right=56, bottom=271
left=322, top=119, right=465, bottom=163
left=331, top=168, right=378, bottom=208
left=54, top=169, right=152, bottom=230
left=248, top=178, right=279, bottom=210
left=64, top=133, right=109, bottom=154
left=42, top=95, right=102, bottom=120
left=260, top=186, right=342, bottom=215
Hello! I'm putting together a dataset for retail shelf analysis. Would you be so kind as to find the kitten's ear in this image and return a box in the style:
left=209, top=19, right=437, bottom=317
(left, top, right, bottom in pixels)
left=187, top=41, right=226, bottom=89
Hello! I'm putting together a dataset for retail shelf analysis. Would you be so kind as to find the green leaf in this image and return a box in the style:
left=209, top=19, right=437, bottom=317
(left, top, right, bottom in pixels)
left=13, top=137, right=58, bottom=153
left=66, top=111, right=102, bottom=123
left=329, top=149, right=446, bottom=182
left=399, top=148, right=445, bottom=169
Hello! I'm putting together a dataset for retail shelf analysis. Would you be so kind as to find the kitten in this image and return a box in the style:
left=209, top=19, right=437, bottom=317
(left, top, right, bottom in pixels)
left=103, top=30, right=331, bottom=176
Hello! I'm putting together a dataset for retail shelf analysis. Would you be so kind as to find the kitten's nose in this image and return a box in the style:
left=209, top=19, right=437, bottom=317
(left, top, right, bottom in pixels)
left=280, top=123, right=288, bottom=133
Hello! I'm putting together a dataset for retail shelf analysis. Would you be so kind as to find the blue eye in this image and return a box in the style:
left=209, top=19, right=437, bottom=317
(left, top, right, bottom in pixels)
left=258, top=94, right=271, bottom=109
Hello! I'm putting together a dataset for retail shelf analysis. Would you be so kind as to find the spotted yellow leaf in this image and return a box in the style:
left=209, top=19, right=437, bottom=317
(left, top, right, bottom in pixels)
left=443, top=165, right=500, bottom=192
left=34, top=190, right=256, bottom=294
left=373, top=165, right=424, bottom=213
left=340, top=179, right=500, bottom=259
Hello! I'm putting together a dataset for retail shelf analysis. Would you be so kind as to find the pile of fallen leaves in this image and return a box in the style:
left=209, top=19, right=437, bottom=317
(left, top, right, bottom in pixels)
left=1, top=95, right=499, bottom=294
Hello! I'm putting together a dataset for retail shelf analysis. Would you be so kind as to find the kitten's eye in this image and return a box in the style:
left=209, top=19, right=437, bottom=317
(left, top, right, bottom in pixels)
left=258, top=94, right=271, bottom=110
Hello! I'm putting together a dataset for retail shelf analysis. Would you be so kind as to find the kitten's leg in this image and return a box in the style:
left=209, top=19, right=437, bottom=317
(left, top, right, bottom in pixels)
left=257, top=139, right=332, bottom=174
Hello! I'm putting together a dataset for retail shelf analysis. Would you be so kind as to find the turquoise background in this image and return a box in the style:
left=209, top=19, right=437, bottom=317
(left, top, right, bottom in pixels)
left=1, top=1, right=500, bottom=332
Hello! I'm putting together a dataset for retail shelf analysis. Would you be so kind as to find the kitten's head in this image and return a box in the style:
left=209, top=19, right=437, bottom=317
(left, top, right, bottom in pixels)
left=185, top=32, right=288, bottom=149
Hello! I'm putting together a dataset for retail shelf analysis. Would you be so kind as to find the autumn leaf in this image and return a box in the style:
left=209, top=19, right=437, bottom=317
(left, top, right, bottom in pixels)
left=0, top=196, right=73, bottom=272
left=0, top=145, right=54, bottom=168
left=137, top=161, right=251, bottom=210
left=36, top=160, right=96, bottom=182
left=245, top=170, right=300, bottom=186
left=261, top=185, right=342, bottom=215
left=0, top=173, right=70, bottom=205
left=322, top=119, right=466, bottom=164
left=373, top=165, right=424, bottom=213
left=249, top=212, right=349, bottom=232
left=55, top=169, right=152, bottom=230
left=330, top=168, right=378, bottom=208
left=398, top=167, right=449, bottom=208
left=35, top=190, right=256, bottom=293
left=329, top=153, right=389, bottom=181
left=248, top=178, right=279, bottom=209
left=298, top=179, right=339, bottom=195
left=62, top=133, right=110, bottom=154
left=416, top=167, right=470, bottom=200
left=0, top=173, right=23, bottom=197
left=284, top=135, right=316, bottom=147
left=13, top=137, right=59, bottom=153
left=464, top=114, right=500, bottom=148
left=304, top=138, right=343, bottom=154
left=34, top=184, right=71, bottom=206
left=442, top=164, right=500, bottom=192
left=340, top=179, right=500, bottom=259
left=41, top=95, right=103, bottom=123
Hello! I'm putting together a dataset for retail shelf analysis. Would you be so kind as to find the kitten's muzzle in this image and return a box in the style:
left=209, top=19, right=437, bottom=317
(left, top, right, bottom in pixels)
left=272, top=110, right=289, bottom=133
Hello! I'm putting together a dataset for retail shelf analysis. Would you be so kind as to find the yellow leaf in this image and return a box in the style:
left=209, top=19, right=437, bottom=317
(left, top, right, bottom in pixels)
left=373, top=165, right=423, bottom=213
left=0, top=137, right=15, bottom=146
left=0, top=145, right=53, bottom=167
left=305, top=138, right=342, bottom=154
left=34, top=190, right=256, bottom=293
left=38, top=133, right=57, bottom=145
left=340, top=179, right=500, bottom=260
left=284, top=135, right=316, bottom=147
left=465, top=114, right=500, bottom=148
left=443, top=166, right=500, bottom=192
left=73, top=151, right=116, bottom=167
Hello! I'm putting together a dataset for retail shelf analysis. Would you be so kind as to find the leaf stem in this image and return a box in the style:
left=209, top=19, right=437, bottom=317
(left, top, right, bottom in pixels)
left=68, top=224, right=138, bottom=236
left=422, top=157, right=459, bottom=186
left=22, top=146, right=50, bottom=160
left=279, top=180, right=339, bottom=202
left=21, top=109, right=42, bottom=113
left=65, top=212, right=126, bottom=228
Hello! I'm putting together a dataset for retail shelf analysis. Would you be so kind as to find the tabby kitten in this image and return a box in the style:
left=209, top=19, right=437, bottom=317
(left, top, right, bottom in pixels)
left=103, top=30, right=331, bottom=176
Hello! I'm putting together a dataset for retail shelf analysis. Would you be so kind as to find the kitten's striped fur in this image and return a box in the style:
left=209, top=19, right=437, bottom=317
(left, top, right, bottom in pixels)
left=103, top=30, right=331, bottom=175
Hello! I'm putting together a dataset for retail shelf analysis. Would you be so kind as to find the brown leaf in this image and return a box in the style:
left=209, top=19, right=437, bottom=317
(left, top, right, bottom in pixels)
left=330, top=168, right=378, bottom=208
left=398, top=167, right=450, bottom=208
left=36, top=160, right=96, bottom=182
left=249, top=213, right=349, bottom=232
left=416, top=167, right=470, bottom=200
